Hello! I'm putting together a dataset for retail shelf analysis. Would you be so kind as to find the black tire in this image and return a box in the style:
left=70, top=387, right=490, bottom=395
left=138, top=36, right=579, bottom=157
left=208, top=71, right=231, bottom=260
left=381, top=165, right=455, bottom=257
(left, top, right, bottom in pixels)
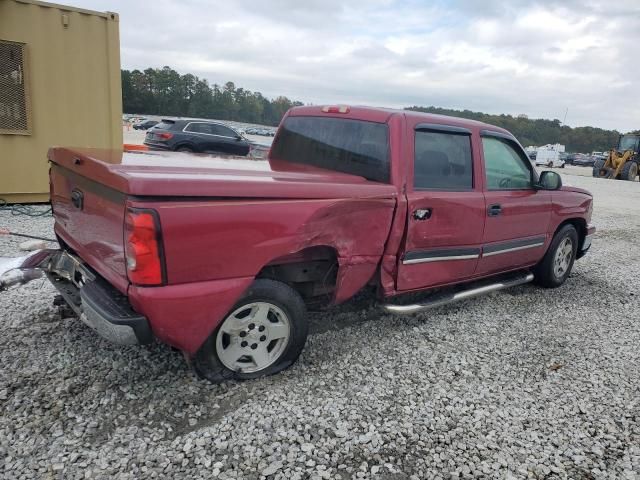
left=176, top=146, right=194, bottom=153
left=592, top=158, right=606, bottom=177
left=620, top=161, right=638, bottom=181
left=533, top=225, right=578, bottom=288
left=193, top=279, right=308, bottom=383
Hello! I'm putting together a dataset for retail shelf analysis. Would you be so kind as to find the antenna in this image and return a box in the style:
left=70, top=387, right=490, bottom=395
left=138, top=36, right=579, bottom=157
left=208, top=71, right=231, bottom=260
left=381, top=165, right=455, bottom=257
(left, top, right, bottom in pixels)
left=562, top=107, right=568, bottom=125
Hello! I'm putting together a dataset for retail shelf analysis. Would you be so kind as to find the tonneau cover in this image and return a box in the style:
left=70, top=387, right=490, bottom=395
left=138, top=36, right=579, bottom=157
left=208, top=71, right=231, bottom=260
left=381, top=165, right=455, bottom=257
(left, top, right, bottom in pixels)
left=48, top=148, right=397, bottom=199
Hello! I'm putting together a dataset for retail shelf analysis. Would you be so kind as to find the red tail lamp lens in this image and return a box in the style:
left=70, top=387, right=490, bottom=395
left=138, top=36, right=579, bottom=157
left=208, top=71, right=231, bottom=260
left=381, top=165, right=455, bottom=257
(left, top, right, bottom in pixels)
left=125, top=209, right=165, bottom=285
left=158, top=132, right=173, bottom=140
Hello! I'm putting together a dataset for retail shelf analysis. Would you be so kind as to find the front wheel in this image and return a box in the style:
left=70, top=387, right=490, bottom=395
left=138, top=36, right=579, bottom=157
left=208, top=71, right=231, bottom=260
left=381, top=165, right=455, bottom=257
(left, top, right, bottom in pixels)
left=533, top=225, right=578, bottom=288
left=620, top=161, right=638, bottom=181
left=193, top=279, right=308, bottom=382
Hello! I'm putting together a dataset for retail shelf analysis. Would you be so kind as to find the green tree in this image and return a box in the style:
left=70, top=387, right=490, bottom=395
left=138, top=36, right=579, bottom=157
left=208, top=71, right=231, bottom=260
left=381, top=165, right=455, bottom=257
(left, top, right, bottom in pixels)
left=121, top=67, right=302, bottom=126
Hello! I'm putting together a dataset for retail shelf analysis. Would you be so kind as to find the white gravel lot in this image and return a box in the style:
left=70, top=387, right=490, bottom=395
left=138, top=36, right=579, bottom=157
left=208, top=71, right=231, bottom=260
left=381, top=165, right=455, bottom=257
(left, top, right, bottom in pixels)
left=1, top=168, right=639, bottom=480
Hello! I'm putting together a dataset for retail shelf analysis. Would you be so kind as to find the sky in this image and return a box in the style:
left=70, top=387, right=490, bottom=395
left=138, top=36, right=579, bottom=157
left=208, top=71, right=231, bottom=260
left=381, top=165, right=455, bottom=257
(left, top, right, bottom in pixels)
left=67, top=0, right=639, bottom=131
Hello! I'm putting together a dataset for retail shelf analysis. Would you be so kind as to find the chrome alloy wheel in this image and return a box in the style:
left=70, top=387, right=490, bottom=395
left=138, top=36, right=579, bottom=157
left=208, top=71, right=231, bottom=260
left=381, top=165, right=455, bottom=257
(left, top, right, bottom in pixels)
left=215, top=302, right=291, bottom=373
left=553, top=237, right=573, bottom=279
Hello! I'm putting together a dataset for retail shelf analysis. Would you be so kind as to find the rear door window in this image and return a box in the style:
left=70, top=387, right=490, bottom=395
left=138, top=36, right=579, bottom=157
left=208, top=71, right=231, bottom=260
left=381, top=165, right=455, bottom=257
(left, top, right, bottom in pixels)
left=270, top=116, right=390, bottom=183
left=414, top=130, right=473, bottom=190
left=185, top=123, right=211, bottom=134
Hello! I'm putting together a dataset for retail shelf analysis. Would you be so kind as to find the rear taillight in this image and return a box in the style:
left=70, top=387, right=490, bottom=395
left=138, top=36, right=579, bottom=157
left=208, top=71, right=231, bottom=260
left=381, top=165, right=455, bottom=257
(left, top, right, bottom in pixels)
left=157, top=132, right=173, bottom=140
left=124, top=208, right=165, bottom=286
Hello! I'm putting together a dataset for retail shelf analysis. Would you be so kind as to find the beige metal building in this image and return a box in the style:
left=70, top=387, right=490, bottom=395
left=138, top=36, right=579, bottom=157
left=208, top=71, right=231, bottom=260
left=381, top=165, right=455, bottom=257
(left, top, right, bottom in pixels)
left=0, top=0, right=122, bottom=203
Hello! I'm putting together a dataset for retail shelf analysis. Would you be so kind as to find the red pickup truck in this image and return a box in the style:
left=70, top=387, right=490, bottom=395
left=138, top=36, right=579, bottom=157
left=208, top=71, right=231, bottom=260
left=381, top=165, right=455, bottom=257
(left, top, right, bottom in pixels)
left=39, top=105, right=594, bottom=382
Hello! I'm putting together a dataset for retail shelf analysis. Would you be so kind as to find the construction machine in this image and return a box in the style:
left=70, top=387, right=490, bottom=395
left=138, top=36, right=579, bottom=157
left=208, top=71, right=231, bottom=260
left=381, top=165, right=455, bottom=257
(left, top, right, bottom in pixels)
left=593, top=134, right=640, bottom=181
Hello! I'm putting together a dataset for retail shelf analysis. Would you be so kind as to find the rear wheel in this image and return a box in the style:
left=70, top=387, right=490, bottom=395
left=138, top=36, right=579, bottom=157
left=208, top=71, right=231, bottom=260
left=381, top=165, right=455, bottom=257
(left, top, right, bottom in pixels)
left=592, top=158, right=606, bottom=177
left=534, top=225, right=578, bottom=288
left=176, top=146, right=194, bottom=153
left=193, top=279, right=308, bottom=382
left=620, top=161, right=638, bottom=181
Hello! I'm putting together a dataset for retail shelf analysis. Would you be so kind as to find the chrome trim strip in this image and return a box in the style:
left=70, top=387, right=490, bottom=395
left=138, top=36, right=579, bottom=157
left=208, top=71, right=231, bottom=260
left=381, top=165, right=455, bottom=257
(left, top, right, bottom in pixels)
left=403, top=254, right=479, bottom=265
left=482, top=242, right=544, bottom=257
left=182, top=121, right=238, bottom=139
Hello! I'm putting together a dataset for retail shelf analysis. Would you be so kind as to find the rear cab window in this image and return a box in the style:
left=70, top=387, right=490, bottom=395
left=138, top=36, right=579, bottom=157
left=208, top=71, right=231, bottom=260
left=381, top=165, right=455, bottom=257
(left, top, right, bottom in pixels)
left=269, top=116, right=390, bottom=183
left=414, top=127, right=473, bottom=190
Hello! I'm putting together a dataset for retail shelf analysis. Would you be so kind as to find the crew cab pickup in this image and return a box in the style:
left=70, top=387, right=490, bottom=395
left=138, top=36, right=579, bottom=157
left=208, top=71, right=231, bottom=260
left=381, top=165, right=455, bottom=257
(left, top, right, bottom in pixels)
left=42, top=105, right=594, bottom=381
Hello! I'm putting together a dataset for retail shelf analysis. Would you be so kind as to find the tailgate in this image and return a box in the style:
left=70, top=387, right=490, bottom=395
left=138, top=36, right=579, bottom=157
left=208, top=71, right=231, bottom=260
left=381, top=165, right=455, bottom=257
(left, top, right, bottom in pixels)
left=49, top=151, right=129, bottom=294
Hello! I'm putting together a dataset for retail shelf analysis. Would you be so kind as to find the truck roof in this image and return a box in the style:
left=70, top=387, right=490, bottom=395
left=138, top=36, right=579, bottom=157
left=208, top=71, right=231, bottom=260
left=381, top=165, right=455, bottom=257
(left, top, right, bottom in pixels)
left=289, top=105, right=512, bottom=136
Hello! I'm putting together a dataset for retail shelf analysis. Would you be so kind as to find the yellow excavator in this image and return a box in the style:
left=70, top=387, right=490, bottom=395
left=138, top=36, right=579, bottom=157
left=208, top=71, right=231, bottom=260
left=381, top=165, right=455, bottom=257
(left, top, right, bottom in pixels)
left=593, top=134, right=639, bottom=181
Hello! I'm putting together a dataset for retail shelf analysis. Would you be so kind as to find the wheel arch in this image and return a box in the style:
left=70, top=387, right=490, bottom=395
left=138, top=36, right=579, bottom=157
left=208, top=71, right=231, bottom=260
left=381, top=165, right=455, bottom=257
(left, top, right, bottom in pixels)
left=553, top=218, right=586, bottom=249
left=173, top=141, right=196, bottom=152
left=255, top=245, right=340, bottom=306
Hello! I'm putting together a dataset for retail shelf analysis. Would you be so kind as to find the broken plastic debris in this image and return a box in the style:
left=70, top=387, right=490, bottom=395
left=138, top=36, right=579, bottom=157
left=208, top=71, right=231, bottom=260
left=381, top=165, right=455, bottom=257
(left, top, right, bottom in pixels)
left=19, top=239, right=48, bottom=251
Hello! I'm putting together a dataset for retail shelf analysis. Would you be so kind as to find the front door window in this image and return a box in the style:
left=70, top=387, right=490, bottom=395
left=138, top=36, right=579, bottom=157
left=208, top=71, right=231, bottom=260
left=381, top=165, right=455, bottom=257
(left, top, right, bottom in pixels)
left=482, top=137, right=532, bottom=190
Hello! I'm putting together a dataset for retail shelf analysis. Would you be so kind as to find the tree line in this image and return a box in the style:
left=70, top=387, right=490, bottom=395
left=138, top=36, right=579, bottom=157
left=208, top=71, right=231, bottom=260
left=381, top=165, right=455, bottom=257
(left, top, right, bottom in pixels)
left=406, top=106, right=624, bottom=153
left=121, top=67, right=303, bottom=126
left=122, top=66, right=627, bottom=153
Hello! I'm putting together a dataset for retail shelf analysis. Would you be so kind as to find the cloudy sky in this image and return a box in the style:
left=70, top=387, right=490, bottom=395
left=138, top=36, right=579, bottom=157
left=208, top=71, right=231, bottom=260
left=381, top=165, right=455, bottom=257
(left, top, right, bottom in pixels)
left=69, top=0, right=639, bottom=131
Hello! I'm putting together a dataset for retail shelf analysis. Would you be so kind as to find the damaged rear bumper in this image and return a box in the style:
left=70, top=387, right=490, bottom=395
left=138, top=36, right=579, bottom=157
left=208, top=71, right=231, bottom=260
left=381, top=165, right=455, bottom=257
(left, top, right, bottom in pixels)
left=48, top=271, right=153, bottom=345
left=1, top=249, right=152, bottom=345
left=48, top=250, right=153, bottom=345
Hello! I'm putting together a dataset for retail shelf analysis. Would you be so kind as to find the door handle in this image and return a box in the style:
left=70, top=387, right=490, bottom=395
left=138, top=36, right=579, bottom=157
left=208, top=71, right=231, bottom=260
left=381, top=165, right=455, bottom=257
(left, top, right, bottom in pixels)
left=487, top=204, right=502, bottom=217
left=413, top=208, right=432, bottom=220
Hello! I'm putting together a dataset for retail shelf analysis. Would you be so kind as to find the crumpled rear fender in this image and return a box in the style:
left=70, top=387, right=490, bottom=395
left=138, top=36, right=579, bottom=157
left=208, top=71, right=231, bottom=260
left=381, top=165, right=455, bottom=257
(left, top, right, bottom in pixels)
left=292, top=198, right=396, bottom=302
left=130, top=196, right=397, bottom=353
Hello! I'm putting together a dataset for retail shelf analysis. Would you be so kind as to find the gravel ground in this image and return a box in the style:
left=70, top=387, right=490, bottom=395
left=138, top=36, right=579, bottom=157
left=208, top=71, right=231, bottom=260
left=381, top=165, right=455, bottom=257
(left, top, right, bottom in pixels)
left=1, top=170, right=639, bottom=480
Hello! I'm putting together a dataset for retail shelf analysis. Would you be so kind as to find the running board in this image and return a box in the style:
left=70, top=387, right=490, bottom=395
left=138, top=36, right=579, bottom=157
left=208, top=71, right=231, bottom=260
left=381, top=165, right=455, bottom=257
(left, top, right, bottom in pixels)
left=382, top=272, right=534, bottom=315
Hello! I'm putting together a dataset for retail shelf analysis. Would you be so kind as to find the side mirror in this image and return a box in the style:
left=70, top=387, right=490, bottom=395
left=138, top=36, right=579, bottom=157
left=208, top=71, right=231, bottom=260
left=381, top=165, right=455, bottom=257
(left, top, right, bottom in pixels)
left=235, top=135, right=243, bottom=141
left=536, top=171, right=562, bottom=190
